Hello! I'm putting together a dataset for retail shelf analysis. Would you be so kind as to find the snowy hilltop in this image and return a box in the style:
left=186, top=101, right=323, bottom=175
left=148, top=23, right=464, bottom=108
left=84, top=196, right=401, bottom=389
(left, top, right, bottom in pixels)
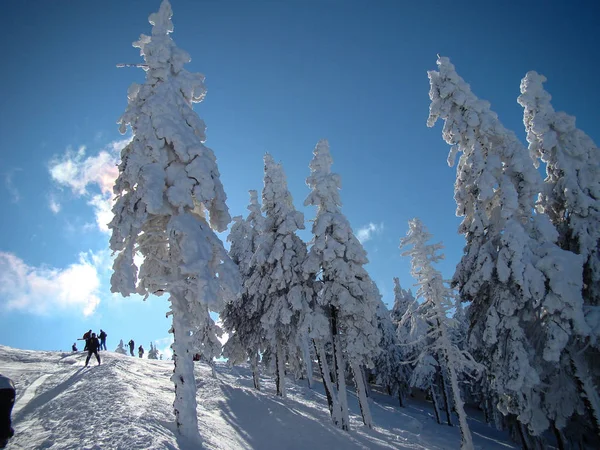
left=0, top=345, right=516, bottom=450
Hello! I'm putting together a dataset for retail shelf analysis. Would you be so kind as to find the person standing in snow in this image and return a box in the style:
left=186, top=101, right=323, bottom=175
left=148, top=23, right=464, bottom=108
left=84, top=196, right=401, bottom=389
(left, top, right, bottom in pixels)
left=82, top=329, right=92, bottom=351
left=85, top=333, right=101, bottom=367
left=0, top=374, right=15, bottom=449
left=128, top=339, right=135, bottom=357
left=138, top=345, right=144, bottom=358
left=98, top=330, right=107, bottom=351
left=72, top=343, right=77, bottom=352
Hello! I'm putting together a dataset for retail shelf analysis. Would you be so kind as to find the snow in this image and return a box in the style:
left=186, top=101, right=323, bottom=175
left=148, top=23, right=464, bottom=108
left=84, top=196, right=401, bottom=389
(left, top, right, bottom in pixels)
left=0, top=345, right=517, bottom=450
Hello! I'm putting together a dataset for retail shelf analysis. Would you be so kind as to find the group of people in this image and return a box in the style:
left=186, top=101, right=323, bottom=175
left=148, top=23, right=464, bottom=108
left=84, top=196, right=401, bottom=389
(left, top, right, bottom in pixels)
left=72, top=329, right=108, bottom=367
left=127, top=340, right=144, bottom=358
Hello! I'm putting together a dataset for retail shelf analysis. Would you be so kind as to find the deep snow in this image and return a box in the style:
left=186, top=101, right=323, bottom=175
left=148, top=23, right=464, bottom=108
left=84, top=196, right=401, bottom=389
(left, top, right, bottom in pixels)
left=0, top=345, right=516, bottom=449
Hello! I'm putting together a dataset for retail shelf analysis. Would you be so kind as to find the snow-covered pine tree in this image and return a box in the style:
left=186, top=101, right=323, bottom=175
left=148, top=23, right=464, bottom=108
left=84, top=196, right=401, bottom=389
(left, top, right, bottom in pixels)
left=108, top=1, right=239, bottom=442
left=427, top=56, right=589, bottom=436
left=391, top=277, right=416, bottom=325
left=115, top=339, right=127, bottom=355
left=148, top=342, right=159, bottom=360
left=303, top=139, right=381, bottom=429
left=244, top=154, right=311, bottom=398
left=519, top=72, right=600, bottom=441
left=222, top=191, right=265, bottom=390
left=401, top=218, right=481, bottom=450
left=372, top=296, right=411, bottom=406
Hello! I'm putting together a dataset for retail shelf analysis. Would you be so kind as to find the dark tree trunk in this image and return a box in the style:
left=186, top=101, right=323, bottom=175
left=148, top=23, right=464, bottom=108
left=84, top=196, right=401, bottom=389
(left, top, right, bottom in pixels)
left=430, top=384, right=442, bottom=425
left=314, top=340, right=334, bottom=417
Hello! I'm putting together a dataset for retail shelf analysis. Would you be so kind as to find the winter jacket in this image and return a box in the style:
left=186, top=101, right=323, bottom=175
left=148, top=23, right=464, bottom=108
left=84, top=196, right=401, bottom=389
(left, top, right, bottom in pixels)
left=87, top=338, right=100, bottom=352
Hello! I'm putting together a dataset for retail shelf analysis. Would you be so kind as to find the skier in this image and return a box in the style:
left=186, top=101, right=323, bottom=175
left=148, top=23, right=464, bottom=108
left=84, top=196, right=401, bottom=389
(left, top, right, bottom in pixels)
left=85, top=333, right=101, bottom=367
left=72, top=343, right=77, bottom=352
left=128, top=339, right=135, bottom=357
left=98, top=329, right=107, bottom=351
left=0, top=374, right=15, bottom=449
left=82, top=329, right=92, bottom=351
left=138, top=345, right=144, bottom=359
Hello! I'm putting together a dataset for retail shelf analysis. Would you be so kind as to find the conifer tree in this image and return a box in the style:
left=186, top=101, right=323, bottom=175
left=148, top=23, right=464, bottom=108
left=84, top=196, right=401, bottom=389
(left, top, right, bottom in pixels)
left=401, top=218, right=480, bottom=450
left=108, top=1, right=239, bottom=442
left=427, top=56, right=589, bottom=435
left=519, top=72, right=600, bottom=437
left=303, top=139, right=381, bottom=429
left=391, top=277, right=416, bottom=325
left=245, top=154, right=311, bottom=398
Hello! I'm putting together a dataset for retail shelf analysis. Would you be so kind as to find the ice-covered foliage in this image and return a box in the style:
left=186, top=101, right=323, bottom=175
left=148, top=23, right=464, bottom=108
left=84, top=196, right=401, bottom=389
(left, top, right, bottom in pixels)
left=115, top=339, right=127, bottom=355
left=371, top=298, right=411, bottom=406
left=303, top=139, right=381, bottom=429
left=222, top=190, right=266, bottom=390
left=519, top=71, right=600, bottom=437
left=391, top=277, right=416, bottom=325
left=148, top=342, right=159, bottom=360
left=108, top=1, right=239, bottom=442
left=243, top=154, right=312, bottom=398
left=428, top=56, right=588, bottom=435
left=401, top=218, right=481, bottom=450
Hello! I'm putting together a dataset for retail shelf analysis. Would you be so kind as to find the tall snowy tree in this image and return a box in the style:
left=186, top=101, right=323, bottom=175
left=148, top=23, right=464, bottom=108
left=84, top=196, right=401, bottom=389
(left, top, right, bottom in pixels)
left=519, top=72, right=600, bottom=439
left=222, top=190, right=265, bottom=390
left=401, top=218, right=481, bottom=450
left=391, top=277, right=416, bottom=325
left=108, top=1, right=239, bottom=442
left=244, top=154, right=312, bottom=398
left=427, top=56, right=589, bottom=436
left=303, top=139, right=381, bottom=429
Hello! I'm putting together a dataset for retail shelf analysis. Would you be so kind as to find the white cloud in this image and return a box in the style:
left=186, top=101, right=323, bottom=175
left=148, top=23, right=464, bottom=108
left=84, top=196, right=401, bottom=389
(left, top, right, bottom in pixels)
left=49, top=138, right=130, bottom=233
left=4, top=168, right=22, bottom=203
left=154, top=336, right=174, bottom=360
left=356, top=222, right=384, bottom=244
left=49, top=195, right=61, bottom=214
left=0, top=251, right=108, bottom=317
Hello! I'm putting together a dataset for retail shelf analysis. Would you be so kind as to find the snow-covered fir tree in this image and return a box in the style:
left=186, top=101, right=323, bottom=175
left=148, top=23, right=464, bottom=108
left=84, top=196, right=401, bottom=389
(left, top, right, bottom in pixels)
left=427, top=56, right=589, bottom=437
left=115, top=339, right=127, bottom=355
left=108, top=1, right=239, bottom=442
left=147, top=342, right=159, bottom=360
left=244, top=154, right=312, bottom=398
left=401, top=218, right=481, bottom=450
left=371, top=296, right=411, bottom=406
left=222, top=191, right=265, bottom=390
left=519, top=72, right=600, bottom=441
left=391, top=277, right=416, bottom=325
left=303, top=139, right=381, bottom=429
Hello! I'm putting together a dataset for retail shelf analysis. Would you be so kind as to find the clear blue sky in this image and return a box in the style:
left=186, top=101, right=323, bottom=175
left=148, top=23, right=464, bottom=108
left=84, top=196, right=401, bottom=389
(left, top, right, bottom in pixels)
left=1, top=0, right=598, bottom=354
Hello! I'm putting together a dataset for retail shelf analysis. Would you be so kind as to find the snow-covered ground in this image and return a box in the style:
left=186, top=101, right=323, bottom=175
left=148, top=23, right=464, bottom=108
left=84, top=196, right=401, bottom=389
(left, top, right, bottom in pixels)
left=0, top=345, right=516, bottom=449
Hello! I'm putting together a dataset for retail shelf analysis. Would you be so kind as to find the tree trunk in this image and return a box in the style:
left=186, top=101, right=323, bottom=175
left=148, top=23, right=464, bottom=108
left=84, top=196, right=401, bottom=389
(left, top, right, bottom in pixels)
left=275, top=340, right=286, bottom=397
left=430, top=384, right=442, bottom=425
left=315, top=340, right=345, bottom=429
left=170, top=293, right=201, bottom=444
left=361, top=366, right=371, bottom=399
left=250, top=351, right=261, bottom=391
left=331, top=306, right=350, bottom=430
left=302, top=334, right=313, bottom=389
left=447, top=361, right=474, bottom=450
left=352, top=362, right=373, bottom=428
left=438, top=366, right=453, bottom=426
left=551, top=422, right=566, bottom=450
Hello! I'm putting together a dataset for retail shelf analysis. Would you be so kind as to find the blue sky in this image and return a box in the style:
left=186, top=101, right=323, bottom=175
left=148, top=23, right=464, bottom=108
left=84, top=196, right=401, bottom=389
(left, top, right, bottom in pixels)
left=1, top=0, right=598, bottom=354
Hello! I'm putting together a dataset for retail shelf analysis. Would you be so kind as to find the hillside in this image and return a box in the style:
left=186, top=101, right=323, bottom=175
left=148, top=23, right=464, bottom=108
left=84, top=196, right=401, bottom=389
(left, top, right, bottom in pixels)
left=0, top=345, right=515, bottom=449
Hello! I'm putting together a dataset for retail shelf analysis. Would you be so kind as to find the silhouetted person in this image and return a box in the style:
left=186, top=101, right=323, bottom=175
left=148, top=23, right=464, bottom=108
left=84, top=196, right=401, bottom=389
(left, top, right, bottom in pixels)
left=85, top=333, right=101, bottom=367
left=138, top=345, right=144, bottom=358
left=128, top=340, right=135, bottom=357
left=98, top=329, right=107, bottom=351
left=72, top=343, right=77, bottom=352
left=0, top=374, right=15, bottom=448
left=82, top=329, right=92, bottom=351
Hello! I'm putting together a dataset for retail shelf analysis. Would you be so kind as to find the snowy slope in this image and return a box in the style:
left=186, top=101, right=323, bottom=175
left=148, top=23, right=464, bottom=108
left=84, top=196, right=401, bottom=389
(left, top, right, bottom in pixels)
left=0, top=345, right=515, bottom=449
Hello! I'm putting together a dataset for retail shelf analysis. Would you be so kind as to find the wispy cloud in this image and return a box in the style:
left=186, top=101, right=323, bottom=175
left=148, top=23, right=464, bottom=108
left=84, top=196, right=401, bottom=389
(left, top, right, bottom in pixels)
left=0, top=250, right=108, bottom=316
left=48, top=195, right=61, bottom=214
left=49, top=138, right=130, bottom=232
left=154, top=336, right=174, bottom=360
left=4, top=168, right=22, bottom=203
left=356, top=222, right=384, bottom=244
